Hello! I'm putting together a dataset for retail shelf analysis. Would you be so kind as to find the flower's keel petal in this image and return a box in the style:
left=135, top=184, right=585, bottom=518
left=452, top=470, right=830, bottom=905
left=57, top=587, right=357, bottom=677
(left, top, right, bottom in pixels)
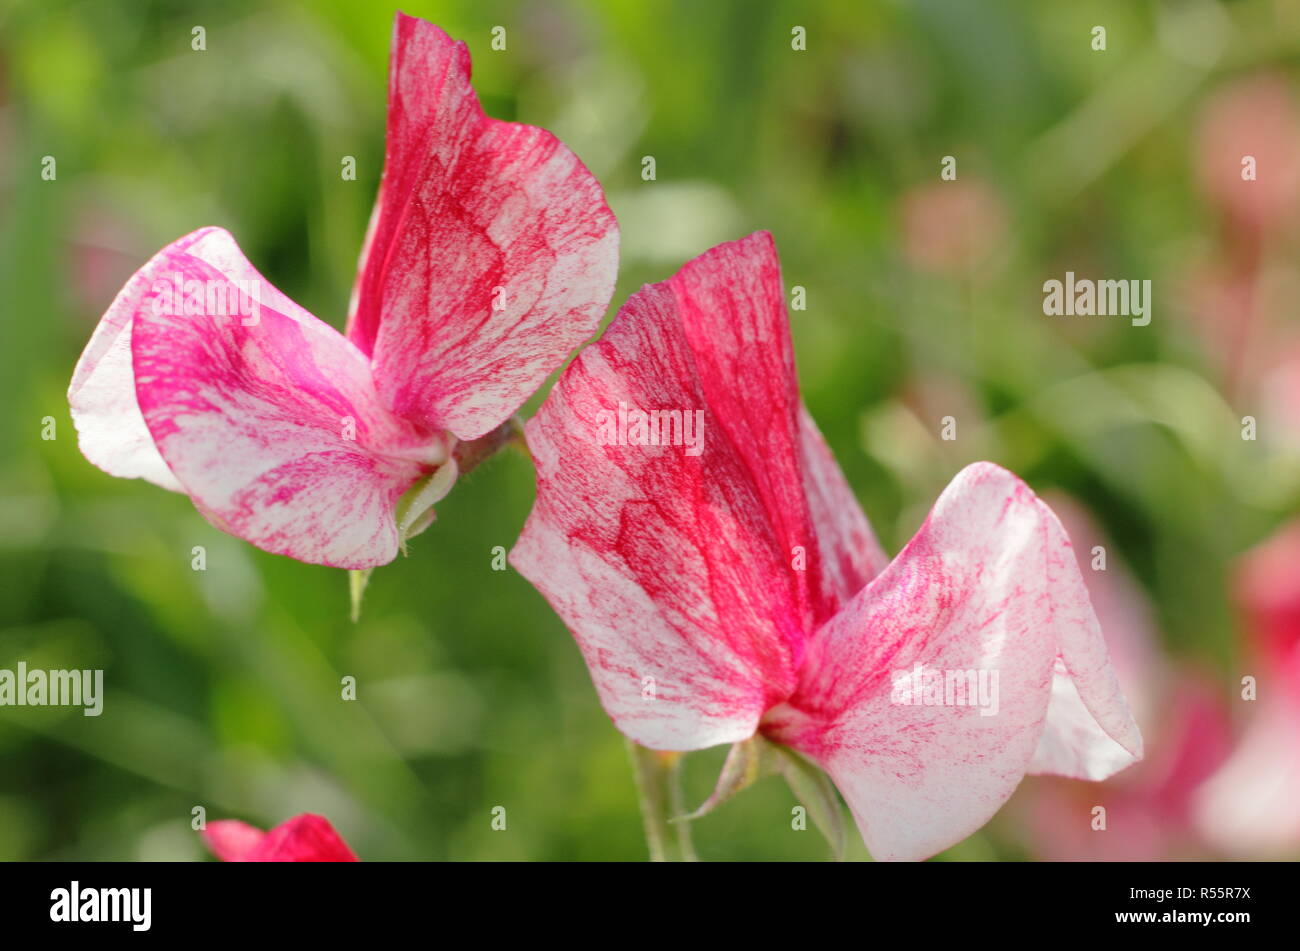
left=797, top=404, right=888, bottom=616
left=130, top=228, right=432, bottom=569
left=68, top=230, right=221, bottom=493
left=766, top=463, right=1141, bottom=861
left=511, top=238, right=819, bottom=751
left=349, top=13, right=619, bottom=441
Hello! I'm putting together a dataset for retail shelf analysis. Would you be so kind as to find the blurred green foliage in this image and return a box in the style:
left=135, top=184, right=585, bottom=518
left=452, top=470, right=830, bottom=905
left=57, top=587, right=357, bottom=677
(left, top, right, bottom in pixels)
left=0, top=0, right=1296, bottom=860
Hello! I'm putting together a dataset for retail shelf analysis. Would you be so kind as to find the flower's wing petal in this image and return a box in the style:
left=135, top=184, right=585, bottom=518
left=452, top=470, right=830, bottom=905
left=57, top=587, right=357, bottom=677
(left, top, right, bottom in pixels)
left=510, top=235, right=815, bottom=751
left=130, top=228, right=429, bottom=569
left=1028, top=658, right=1145, bottom=781
left=348, top=13, right=618, bottom=440
left=68, top=231, right=221, bottom=493
left=770, top=463, right=1142, bottom=861
left=246, top=814, right=359, bottom=862
left=1043, top=493, right=1162, bottom=731
left=201, top=819, right=266, bottom=862
left=797, top=404, right=888, bottom=614
left=1028, top=504, right=1147, bottom=780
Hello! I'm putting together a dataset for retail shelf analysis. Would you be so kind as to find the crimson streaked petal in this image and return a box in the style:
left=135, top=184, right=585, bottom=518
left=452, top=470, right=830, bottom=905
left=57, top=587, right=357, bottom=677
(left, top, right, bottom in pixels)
left=511, top=235, right=815, bottom=750
left=349, top=13, right=618, bottom=440
left=797, top=404, right=888, bottom=616
left=130, top=228, right=431, bottom=568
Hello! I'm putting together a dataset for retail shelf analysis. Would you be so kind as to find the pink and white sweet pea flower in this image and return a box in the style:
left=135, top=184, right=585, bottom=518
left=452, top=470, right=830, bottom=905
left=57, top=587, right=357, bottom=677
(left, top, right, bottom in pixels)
left=203, top=813, right=358, bottom=862
left=68, top=13, right=617, bottom=569
left=510, top=232, right=1143, bottom=861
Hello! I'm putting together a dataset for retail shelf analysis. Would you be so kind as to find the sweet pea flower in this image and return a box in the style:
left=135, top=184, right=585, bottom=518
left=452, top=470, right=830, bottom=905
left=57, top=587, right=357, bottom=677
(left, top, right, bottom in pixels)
left=203, top=813, right=358, bottom=862
left=68, top=13, right=617, bottom=569
left=510, top=232, right=1142, bottom=861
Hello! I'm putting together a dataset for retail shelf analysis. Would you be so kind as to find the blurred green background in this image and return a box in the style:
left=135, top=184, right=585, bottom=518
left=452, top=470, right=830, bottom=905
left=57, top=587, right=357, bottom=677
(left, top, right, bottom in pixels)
left=1, top=0, right=1298, bottom=861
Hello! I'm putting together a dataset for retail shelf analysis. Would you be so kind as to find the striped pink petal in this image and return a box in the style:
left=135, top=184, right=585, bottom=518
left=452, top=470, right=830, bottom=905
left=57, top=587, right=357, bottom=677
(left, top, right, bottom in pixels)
left=347, top=13, right=618, bottom=440
left=797, top=404, right=889, bottom=617
left=511, top=234, right=818, bottom=749
left=108, top=227, right=434, bottom=568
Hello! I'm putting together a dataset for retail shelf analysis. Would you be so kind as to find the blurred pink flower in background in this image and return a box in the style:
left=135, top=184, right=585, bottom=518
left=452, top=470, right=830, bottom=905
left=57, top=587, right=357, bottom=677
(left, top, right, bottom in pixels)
left=67, top=205, right=143, bottom=316
left=1181, top=73, right=1300, bottom=391
left=202, top=813, right=358, bottom=862
left=1193, top=521, right=1300, bottom=858
left=1195, top=73, right=1300, bottom=242
left=899, top=178, right=1007, bottom=276
left=1008, top=499, right=1230, bottom=860
left=1235, top=519, right=1300, bottom=671
left=1258, top=350, right=1300, bottom=451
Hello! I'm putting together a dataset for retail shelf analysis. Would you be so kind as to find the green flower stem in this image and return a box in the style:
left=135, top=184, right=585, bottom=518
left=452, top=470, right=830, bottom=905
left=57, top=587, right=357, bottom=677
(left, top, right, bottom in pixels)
left=627, top=739, right=697, bottom=862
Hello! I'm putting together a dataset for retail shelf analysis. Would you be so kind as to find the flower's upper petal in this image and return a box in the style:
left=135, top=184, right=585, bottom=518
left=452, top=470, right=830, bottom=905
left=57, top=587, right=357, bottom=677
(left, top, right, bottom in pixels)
left=766, top=463, right=1142, bottom=861
left=68, top=232, right=219, bottom=493
left=666, top=233, right=850, bottom=626
left=348, top=13, right=618, bottom=440
left=246, top=814, right=359, bottom=862
left=797, top=404, right=889, bottom=616
left=510, top=234, right=817, bottom=751
left=201, top=819, right=265, bottom=862
left=129, top=228, right=432, bottom=569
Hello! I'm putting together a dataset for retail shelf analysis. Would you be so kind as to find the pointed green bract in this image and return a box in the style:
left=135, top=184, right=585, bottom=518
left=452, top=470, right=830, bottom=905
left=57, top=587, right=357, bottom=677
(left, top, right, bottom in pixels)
left=770, top=743, right=847, bottom=861
left=349, top=568, right=372, bottom=623
left=676, top=735, right=771, bottom=822
left=674, top=735, right=846, bottom=860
